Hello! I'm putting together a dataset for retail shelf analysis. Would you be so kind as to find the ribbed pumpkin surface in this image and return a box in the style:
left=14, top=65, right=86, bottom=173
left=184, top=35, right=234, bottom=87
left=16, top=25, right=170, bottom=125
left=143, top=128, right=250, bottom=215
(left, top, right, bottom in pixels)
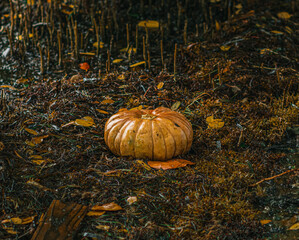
left=104, top=107, right=193, bottom=161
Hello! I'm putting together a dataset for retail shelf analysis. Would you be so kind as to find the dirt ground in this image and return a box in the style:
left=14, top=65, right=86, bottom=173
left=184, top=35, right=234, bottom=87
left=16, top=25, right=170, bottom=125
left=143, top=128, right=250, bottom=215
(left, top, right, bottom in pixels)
left=0, top=0, right=298, bottom=239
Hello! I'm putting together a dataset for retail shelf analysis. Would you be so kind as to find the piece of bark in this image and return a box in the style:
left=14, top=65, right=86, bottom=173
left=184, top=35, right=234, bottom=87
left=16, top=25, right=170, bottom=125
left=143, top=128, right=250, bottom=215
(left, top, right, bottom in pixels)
left=31, top=200, right=88, bottom=240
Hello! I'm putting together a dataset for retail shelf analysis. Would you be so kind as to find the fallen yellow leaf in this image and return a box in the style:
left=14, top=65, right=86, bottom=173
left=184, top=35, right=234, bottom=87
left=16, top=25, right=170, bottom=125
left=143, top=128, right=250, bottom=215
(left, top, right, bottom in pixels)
left=92, top=41, right=104, bottom=48
left=260, top=219, right=272, bottom=225
left=120, top=47, right=136, bottom=54
left=271, top=30, right=284, bottom=35
left=32, top=160, right=47, bottom=165
left=220, top=45, right=231, bottom=51
left=0, top=85, right=18, bottom=90
left=130, top=61, right=146, bottom=68
left=27, top=0, right=35, bottom=6
left=101, top=99, right=115, bottom=104
left=25, top=140, right=36, bottom=147
left=215, top=21, right=220, bottom=31
left=32, top=135, right=49, bottom=144
left=112, top=59, right=123, bottom=64
left=91, top=202, right=122, bottom=211
left=0, top=141, right=4, bottom=151
left=3, top=226, right=17, bottom=235
left=206, top=116, right=224, bottom=129
left=289, top=222, right=299, bottom=230
left=1, top=216, right=35, bottom=225
left=24, top=128, right=39, bottom=135
left=157, top=82, right=164, bottom=89
left=138, top=20, right=159, bottom=29
left=29, top=155, right=43, bottom=159
left=171, top=101, right=181, bottom=111
left=79, top=52, right=96, bottom=56
left=95, top=225, right=110, bottom=231
left=136, top=160, right=152, bottom=171
left=277, top=12, right=291, bottom=20
left=96, top=109, right=109, bottom=114
left=118, top=74, right=126, bottom=80
left=75, top=116, right=95, bottom=127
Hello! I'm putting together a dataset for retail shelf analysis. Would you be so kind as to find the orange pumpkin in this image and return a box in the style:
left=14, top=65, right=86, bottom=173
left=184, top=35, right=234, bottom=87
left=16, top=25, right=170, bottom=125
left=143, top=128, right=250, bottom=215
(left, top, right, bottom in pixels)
left=104, top=107, right=193, bottom=161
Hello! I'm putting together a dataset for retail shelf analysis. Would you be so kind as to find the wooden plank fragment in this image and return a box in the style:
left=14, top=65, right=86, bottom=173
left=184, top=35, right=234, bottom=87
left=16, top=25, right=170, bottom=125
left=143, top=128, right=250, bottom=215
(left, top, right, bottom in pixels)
left=31, top=200, right=88, bottom=240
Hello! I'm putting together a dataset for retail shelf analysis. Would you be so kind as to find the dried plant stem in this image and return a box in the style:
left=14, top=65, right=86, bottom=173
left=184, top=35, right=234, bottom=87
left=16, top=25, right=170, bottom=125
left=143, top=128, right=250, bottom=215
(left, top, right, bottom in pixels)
left=177, top=2, right=181, bottom=28
left=68, top=20, right=73, bottom=54
left=107, top=50, right=111, bottom=73
left=218, top=63, right=222, bottom=85
left=74, top=20, right=79, bottom=59
left=147, top=50, right=151, bottom=69
left=174, top=43, right=177, bottom=80
left=210, top=74, right=215, bottom=89
left=142, top=36, right=146, bottom=62
left=135, top=25, right=138, bottom=53
left=9, top=0, right=14, bottom=48
left=145, top=25, right=149, bottom=47
left=275, top=64, right=280, bottom=84
left=250, top=169, right=298, bottom=187
left=94, top=19, right=100, bottom=56
left=109, top=35, right=114, bottom=53
left=6, top=28, right=13, bottom=57
left=57, top=30, right=62, bottom=66
left=37, top=43, right=44, bottom=74
left=160, top=40, right=164, bottom=68
left=184, top=20, right=188, bottom=45
left=126, top=24, right=129, bottom=49
left=47, top=40, right=50, bottom=69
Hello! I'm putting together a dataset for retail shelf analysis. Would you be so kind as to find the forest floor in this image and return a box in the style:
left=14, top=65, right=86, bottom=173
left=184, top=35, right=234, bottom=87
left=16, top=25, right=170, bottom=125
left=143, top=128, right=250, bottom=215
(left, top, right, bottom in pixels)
left=0, top=0, right=298, bottom=239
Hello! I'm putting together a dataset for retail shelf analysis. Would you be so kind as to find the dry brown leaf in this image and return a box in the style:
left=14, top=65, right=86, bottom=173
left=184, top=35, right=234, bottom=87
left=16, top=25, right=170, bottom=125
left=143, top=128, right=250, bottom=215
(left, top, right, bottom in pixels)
left=87, top=211, right=106, bottom=216
left=271, top=30, right=284, bottom=35
left=126, top=196, right=138, bottom=205
left=95, top=225, right=110, bottom=231
left=101, top=99, right=115, bottom=104
left=32, top=135, right=49, bottom=145
left=277, top=12, right=291, bottom=20
left=136, top=160, right=152, bottom=171
left=96, top=109, right=109, bottom=114
left=171, top=101, right=181, bottom=111
left=24, top=128, right=38, bottom=135
left=157, top=82, right=164, bottom=89
left=32, top=160, right=47, bottom=165
left=138, top=20, right=159, bottom=29
left=1, top=216, right=35, bottom=225
left=2, top=226, right=17, bottom=235
left=0, top=85, right=18, bottom=91
left=112, top=59, right=123, bottom=64
left=91, top=202, right=122, bottom=211
left=79, top=62, right=90, bottom=71
left=148, top=159, right=195, bottom=170
left=92, top=41, right=104, bottom=48
left=220, top=45, right=231, bottom=51
left=75, top=116, right=95, bottom=127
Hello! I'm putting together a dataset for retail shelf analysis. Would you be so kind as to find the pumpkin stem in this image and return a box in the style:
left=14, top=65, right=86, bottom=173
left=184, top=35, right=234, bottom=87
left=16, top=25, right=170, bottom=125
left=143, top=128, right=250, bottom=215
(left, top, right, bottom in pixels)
left=141, top=114, right=157, bottom=120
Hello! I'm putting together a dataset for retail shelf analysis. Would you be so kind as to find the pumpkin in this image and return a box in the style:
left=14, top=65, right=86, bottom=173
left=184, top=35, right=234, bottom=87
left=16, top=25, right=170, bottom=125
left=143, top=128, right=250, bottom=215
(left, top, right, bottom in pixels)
left=104, top=107, right=193, bottom=161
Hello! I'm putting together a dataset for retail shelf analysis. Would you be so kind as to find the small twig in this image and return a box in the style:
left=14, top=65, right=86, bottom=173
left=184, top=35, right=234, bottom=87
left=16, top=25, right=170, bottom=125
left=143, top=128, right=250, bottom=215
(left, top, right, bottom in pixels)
left=143, top=86, right=151, bottom=98
left=250, top=168, right=298, bottom=187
